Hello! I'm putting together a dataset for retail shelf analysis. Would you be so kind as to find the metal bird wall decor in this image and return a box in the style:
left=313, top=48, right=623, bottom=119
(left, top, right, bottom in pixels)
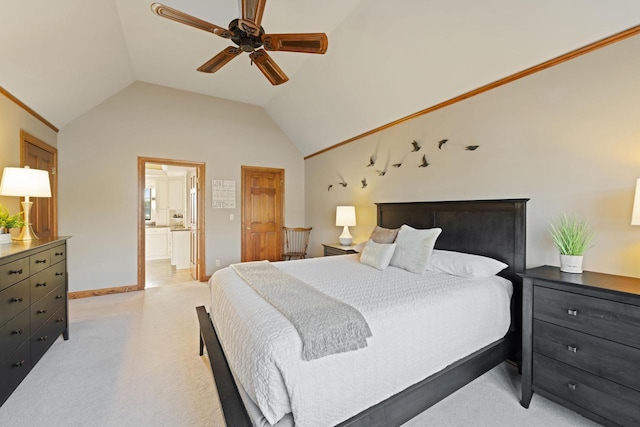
left=327, top=184, right=333, bottom=191
left=419, top=155, right=430, bottom=168
left=438, top=139, right=448, bottom=149
left=367, top=154, right=376, bottom=167
left=339, top=180, right=348, bottom=187
left=465, top=145, right=480, bottom=151
left=411, top=140, right=422, bottom=152
left=361, top=177, right=367, bottom=188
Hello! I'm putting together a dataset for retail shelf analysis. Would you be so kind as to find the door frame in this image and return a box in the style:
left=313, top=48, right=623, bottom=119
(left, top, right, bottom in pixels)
left=20, top=130, right=58, bottom=237
left=241, top=165, right=284, bottom=262
left=137, top=156, right=206, bottom=290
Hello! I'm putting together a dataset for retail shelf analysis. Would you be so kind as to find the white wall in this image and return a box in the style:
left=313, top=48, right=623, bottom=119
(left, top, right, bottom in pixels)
left=305, top=34, right=640, bottom=278
left=59, top=82, right=305, bottom=292
left=0, top=91, right=58, bottom=221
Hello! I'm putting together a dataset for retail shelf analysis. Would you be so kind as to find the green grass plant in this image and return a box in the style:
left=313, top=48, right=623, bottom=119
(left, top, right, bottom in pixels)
left=548, top=214, right=594, bottom=256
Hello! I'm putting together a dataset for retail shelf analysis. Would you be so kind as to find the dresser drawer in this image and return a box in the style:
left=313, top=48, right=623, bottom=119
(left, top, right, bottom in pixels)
left=50, top=244, right=66, bottom=264
left=0, top=341, right=31, bottom=406
left=0, top=258, right=30, bottom=291
left=30, top=268, right=52, bottom=303
left=29, top=262, right=65, bottom=303
left=534, top=319, right=640, bottom=392
left=30, top=285, right=65, bottom=332
left=31, top=307, right=65, bottom=365
left=49, top=261, right=66, bottom=286
left=0, top=310, right=30, bottom=362
left=534, top=353, right=640, bottom=426
left=29, top=250, right=51, bottom=274
left=534, top=285, right=640, bottom=349
left=0, top=280, right=30, bottom=326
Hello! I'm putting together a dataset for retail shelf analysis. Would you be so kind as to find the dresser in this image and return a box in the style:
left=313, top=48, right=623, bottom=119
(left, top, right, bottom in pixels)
left=322, top=243, right=357, bottom=256
left=0, top=237, right=70, bottom=406
left=520, top=266, right=640, bottom=426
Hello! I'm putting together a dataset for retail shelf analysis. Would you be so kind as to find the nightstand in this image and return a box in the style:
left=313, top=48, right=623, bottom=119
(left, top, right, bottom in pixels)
left=519, top=266, right=640, bottom=426
left=322, top=243, right=357, bottom=256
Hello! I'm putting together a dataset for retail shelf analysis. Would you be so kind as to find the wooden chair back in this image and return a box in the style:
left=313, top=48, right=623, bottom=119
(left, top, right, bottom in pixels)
left=282, top=227, right=312, bottom=260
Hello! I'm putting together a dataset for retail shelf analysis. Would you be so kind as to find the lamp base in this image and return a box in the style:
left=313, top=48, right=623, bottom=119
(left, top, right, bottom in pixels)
left=14, top=200, right=39, bottom=241
left=15, top=224, right=39, bottom=241
left=339, top=226, right=352, bottom=246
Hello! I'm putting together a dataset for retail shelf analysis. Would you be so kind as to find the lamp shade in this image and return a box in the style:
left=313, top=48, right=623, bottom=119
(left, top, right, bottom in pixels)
left=0, top=167, right=51, bottom=198
left=336, top=206, right=356, bottom=227
left=632, top=178, right=640, bottom=226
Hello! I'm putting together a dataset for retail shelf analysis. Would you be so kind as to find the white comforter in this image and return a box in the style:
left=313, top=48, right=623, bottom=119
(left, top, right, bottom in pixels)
left=209, top=254, right=512, bottom=427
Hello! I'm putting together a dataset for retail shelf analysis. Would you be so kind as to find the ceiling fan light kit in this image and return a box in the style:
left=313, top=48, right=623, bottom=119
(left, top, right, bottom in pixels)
left=151, top=1, right=328, bottom=85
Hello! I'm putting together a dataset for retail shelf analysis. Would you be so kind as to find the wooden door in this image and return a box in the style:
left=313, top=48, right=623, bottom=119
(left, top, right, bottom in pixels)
left=241, top=166, right=284, bottom=262
left=189, top=172, right=198, bottom=280
left=21, top=131, right=56, bottom=238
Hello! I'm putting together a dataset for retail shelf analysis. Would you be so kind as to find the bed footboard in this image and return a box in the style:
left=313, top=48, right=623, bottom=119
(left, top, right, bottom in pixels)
left=196, top=306, right=251, bottom=426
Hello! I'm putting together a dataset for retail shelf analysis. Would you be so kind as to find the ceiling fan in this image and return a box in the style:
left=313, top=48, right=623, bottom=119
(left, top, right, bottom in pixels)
left=150, top=1, right=328, bottom=85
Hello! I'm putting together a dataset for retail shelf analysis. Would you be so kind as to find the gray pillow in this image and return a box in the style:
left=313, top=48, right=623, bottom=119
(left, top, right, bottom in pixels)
left=369, top=226, right=399, bottom=244
left=389, top=225, right=442, bottom=274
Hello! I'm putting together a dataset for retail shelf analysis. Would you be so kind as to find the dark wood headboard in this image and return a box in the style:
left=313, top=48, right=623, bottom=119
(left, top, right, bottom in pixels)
left=377, top=199, right=528, bottom=342
left=376, top=199, right=528, bottom=286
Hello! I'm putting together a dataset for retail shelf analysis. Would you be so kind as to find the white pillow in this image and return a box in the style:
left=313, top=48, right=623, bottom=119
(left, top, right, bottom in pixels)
left=359, top=240, right=396, bottom=270
left=428, top=250, right=508, bottom=277
left=389, top=225, right=442, bottom=274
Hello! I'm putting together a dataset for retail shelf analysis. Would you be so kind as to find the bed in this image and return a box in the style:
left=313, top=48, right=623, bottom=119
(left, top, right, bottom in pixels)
left=197, top=199, right=527, bottom=426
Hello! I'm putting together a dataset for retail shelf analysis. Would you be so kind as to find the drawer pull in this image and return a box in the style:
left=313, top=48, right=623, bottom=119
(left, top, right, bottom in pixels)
left=38, top=335, right=48, bottom=341
left=55, top=272, right=64, bottom=276
left=36, top=282, right=47, bottom=287
left=37, top=309, right=47, bottom=315
left=56, top=318, right=65, bottom=323
left=55, top=295, right=63, bottom=299
left=55, top=252, right=64, bottom=256
left=8, top=268, right=23, bottom=275
left=567, top=308, right=578, bottom=316
left=11, top=297, right=24, bottom=303
left=568, top=383, right=577, bottom=391
left=567, top=345, right=578, bottom=353
left=12, top=329, right=23, bottom=335
left=35, top=259, right=47, bottom=264
left=14, top=360, right=25, bottom=368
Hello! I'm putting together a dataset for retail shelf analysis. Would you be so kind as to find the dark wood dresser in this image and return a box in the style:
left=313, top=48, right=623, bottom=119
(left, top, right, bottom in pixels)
left=0, top=237, right=70, bottom=406
left=520, top=265, right=640, bottom=426
left=322, top=243, right=357, bottom=256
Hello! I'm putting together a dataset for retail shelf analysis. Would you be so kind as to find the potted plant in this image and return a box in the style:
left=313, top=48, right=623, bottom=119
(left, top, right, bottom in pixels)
left=548, top=214, right=594, bottom=273
left=0, top=204, right=25, bottom=244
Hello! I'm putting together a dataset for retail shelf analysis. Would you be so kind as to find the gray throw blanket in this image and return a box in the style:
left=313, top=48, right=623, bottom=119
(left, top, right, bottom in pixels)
left=231, top=261, right=372, bottom=361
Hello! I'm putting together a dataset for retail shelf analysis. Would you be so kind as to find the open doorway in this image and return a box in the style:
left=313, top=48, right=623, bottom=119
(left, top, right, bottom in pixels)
left=137, top=157, right=206, bottom=290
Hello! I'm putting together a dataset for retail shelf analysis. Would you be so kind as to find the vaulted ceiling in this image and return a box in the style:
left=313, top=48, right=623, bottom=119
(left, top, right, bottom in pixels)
left=2, top=1, right=640, bottom=156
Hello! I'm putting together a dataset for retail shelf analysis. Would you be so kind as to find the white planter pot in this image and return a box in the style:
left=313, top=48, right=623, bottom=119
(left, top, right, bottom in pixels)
left=560, top=254, right=583, bottom=273
left=0, top=233, right=11, bottom=245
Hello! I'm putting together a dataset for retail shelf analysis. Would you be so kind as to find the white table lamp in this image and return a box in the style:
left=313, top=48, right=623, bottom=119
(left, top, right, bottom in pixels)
left=633, top=178, right=640, bottom=226
left=0, top=166, right=52, bottom=241
left=336, top=206, right=356, bottom=246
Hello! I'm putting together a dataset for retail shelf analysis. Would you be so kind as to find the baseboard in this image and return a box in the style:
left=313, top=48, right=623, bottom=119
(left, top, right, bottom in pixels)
left=68, top=285, right=139, bottom=299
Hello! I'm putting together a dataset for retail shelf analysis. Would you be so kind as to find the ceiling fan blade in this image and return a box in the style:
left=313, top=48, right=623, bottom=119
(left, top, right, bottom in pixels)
left=262, top=33, right=328, bottom=54
left=242, top=0, right=267, bottom=27
left=238, top=0, right=266, bottom=37
left=249, top=50, right=289, bottom=85
left=197, top=47, right=243, bottom=73
left=151, top=3, right=231, bottom=39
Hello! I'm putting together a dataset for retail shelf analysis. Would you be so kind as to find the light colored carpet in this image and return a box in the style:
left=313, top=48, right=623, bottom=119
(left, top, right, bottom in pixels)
left=0, top=282, right=597, bottom=427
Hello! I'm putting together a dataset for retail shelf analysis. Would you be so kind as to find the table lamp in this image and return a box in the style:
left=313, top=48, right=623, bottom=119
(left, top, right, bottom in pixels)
left=336, top=206, right=356, bottom=246
left=633, top=178, right=640, bottom=226
left=0, top=166, right=52, bottom=240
